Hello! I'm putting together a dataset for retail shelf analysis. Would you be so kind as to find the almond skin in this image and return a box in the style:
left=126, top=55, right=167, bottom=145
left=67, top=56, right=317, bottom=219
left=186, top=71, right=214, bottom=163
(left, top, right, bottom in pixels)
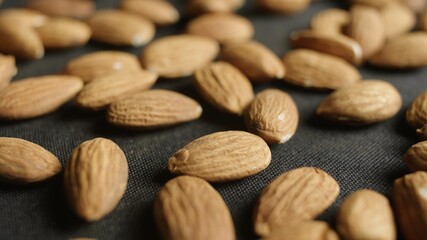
left=193, top=61, right=254, bottom=115
left=404, top=141, right=427, bottom=172
left=311, top=8, right=350, bottom=35
left=406, top=91, right=427, bottom=128
left=120, top=0, right=179, bottom=26
left=64, top=138, right=128, bottom=222
left=263, top=221, right=339, bottom=240
left=0, top=8, right=47, bottom=27
left=0, top=137, right=61, bottom=183
left=381, top=3, right=416, bottom=39
left=245, top=89, right=298, bottom=144
left=107, top=89, right=202, bottom=129
left=186, top=0, right=244, bottom=14
left=253, top=167, right=340, bottom=237
left=0, top=55, right=16, bottom=91
left=168, top=131, right=271, bottom=182
left=154, top=176, right=236, bottom=240
left=26, top=0, right=95, bottom=19
left=256, top=0, right=311, bottom=14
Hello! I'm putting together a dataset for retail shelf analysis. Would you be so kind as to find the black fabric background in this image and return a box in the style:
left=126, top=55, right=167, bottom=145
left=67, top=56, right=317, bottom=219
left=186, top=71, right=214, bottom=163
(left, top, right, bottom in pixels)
left=0, top=0, right=425, bottom=239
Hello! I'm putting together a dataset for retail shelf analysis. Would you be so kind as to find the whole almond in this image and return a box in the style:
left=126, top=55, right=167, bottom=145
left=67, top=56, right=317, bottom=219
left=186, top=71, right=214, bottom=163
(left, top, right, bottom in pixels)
left=87, top=10, right=155, bottom=47
left=64, top=138, right=128, bottom=221
left=256, top=0, right=311, bottom=14
left=168, top=131, right=271, bottom=182
left=0, top=55, right=16, bottom=91
left=404, top=141, right=427, bottom=172
left=120, top=0, right=179, bottom=26
left=393, top=171, right=427, bottom=240
left=282, top=49, right=361, bottom=90
left=316, top=80, right=402, bottom=125
left=416, top=123, right=427, bottom=140
left=263, top=221, right=339, bottom=240
left=193, top=61, right=254, bottom=115
left=64, top=51, right=141, bottom=82
left=221, top=41, right=285, bottom=82
left=253, top=167, right=340, bottom=237
left=187, top=13, right=254, bottom=44
left=421, top=10, right=427, bottom=32
left=311, top=8, right=350, bottom=35
left=290, top=30, right=363, bottom=65
left=381, top=3, right=416, bottom=39
left=154, top=176, right=236, bottom=240
left=369, top=32, right=427, bottom=68
left=75, top=70, right=158, bottom=110
left=0, top=137, right=61, bottom=183
left=26, top=0, right=95, bottom=19
left=0, top=8, right=47, bottom=27
left=336, top=189, right=396, bottom=240
left=141, top=34, right=219, bottom=78
left=36, top=18, right=91, bottom=49
left=406, top=91, right=427, bottom=128
left=349, top=0, right=389, bottom=9
left=107, top=89, right=202, bottom=129
left=0, top=75, right=83, bottom=120
left=186, top=0, right=244, bottom=14
left=244, top=89, right=298, bottom=144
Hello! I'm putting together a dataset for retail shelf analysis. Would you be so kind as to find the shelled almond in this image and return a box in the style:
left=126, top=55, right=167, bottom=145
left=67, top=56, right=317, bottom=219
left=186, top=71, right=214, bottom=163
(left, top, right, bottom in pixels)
left=0, top=8, right=47, bottom=27
left=26, top=0, right=95, bottom=19
left=120, top=0, right=179, bottom=26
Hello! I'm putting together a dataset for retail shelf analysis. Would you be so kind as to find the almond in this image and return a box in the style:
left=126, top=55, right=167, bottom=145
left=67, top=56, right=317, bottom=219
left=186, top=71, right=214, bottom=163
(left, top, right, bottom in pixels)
left=154, top=176, right=236, bottom=240
left=406, top=91, right=427, bottom=128
left=404, top=141, right=427, bottom=172
left=193, top=61, right=254, bottom=115
left=0, top=54, right=16, bottom=91
left=282, top=49, right=361, bottom=90
left=316, top=80, right=402, bottom=125
left=393, top=171, right=427, bottom=240
left=26, top=0, right=95, bottom=19
left=400, top=0, right=426, bottom=12
left=336, top=189, right=396, bottom=240
left=349, top=0, right=389, bottom=9
left=369, top=32, right=427, bottom=68
left=221, top=41, right=285, bottom=82
left=253, top=167, right=340, bottom=237
left=187, top=13, right=254, bottom=44
left=0, top=8, right=47, bottom=27
left=311, top=8, right=350, bottom=35
left=0, top=75, right=83, bottom=120
left=64, top=51, right=141, bottom=82
left=186, top=0, right=244, bottom=14
left=141, top=34, right=219, bottom=78
left=64, top=138, right=128, bottom=221
left=256, top=0, right=311, bottom=14
left=263, top=221, right=339, bottom=240
left=168, top=130, right=271, bottom=182
left=245, top=89, right=298, bottom=144
left=421, top=10, right=427, bottom=32
left=107, top=89, right=202, bottom=129
left=120, top=0, right=179, bottom=26
left=416, top=123, right=427, bottom=140
left=0, top=137, right=61, bottom=183
left=380, top=2, right=416, bottom=39
left=87, top=10, right=155, bottom=47
left=75, top=70, right=158, bottom=110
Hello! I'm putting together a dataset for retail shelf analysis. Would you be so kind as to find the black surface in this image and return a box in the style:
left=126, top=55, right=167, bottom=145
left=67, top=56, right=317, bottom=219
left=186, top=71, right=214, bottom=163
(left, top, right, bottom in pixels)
left=0, top=0, right=425, bottom=239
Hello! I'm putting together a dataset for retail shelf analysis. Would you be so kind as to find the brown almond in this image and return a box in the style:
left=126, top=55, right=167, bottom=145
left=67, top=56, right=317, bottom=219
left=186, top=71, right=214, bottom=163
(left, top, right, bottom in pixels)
left=336, top=189, right=396, bottom=240
left=120, top=0, right=179, bottom=26
left=254, top=167, right=340, bottom=237
left=416, top=123, right=427, bottom=140
left=186, top=0, right=244, bottom=14
left=282, top=49, right=361, bottom=90
left=404, top=141, right=427, bottom=172
left=349, top=0, right=389, bottom=9
left=311, top=8, right=350, bottom=35
left=141, top=34, right=219, bottom=78
left=154, top=176, right=236, bottom=240
left=168, top=131, right=271, bottom=182
left=263, top=221, right=339, bottom=240
left=244, top=89, right=298, bottom=144
left=0, top=137, right=61, bottom=183
left=316, top=80, right=402, bottom=125
left=421, top=10, right=427, bottom=32
left=64, top=51, right=141, bottom=82
left=0, top=75, right=83, bottom=120
left=256, top=0, right=311, bottom=14
left=381, top=2, right=416, bottom=39
left=187, top=13, right=254, bottom=44
left=26, top=0, right=95, bottom=19
left=400, top=0, right=426, bottom=12
left=87, top=10, right=155, bottom=47
left=393, top=171, right=427, bottom=240
left=369, top=32, right=427, bottom=68
left=0, top=8, right=47, bottom=27
left=406, top=91, right=427, bottom=128
left=107, top=89, right=202, bottom=129
left=221, top=41, right=285, bottom=82
left=290, top=30, right=363, bottom=65
left=75, top=70, right=158, bottom=110
left=0, top=55, right=16, bottom=91
left=193, top=61, right=254, bottom=115
left=64, top=138, right=128, bottom=221
left=36, top=18, right=91, bottom=49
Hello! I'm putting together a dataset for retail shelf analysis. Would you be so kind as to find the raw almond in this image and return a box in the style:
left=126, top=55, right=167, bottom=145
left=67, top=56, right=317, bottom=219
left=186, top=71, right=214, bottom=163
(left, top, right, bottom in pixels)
left=154, top=176, right=236, bottom=240
left=381, top=2, right=416, bottom=39
left=253, top=167, right=340, bottom=237
left=421, top=10, right=427, bottom=32
left=400, top=0, right=426, bottom=12
left=369, top=32, right=427, bottom=68
left=311, top=8, right=350, bottom=35
left=75, top=70, right=158, bottom=110
left=187, top=13, right=254, bottom=44
left=282, top=49, right=361, bottom=90
left=0, top=8, right=47, bottom=27
left=36, top=18, right=91, bottom=49
left=0, top=75, right=83, bottom=120
left=87, top=10, right=155, bottom=47
left=336, top=189, right=396, bottom=240
left=244, top=89, right=298, bottom=144
left=0, top=137, right=61, bottom=183
left=393, top=171, right=427, bottom=240
left=120, top=0, right=179, bottom=26
left=141, top=34, right=219, bottom=78
left=64, top=138, right=128, bottom=221
left=316, top=80, right=402, bottom=125
left=186, top=0, right=244, bottom=14
left=263, top=221, right=339, bottom=240
left=406, top=91, right=427, bottom=128
left=349, top=0, right=389, bottom=9
left=26, top=0, right=95, bottom=19
left=416, top=123, right=427, bottom=140
left=168, top=131, right=271, bottom=182
left=193, top=61, right=254, bottom=115
left=64, top=51, right=141, bottom=82
left=290, top=30, right=363, bottom=65
left=256, top=0, right=311, bottom=14
left=404, top=141, right=427, bottom=172
left=0, top=55, right=16, bottom=91
left=221, top=41, right=285, bottom=82
left=107, top=89, right=202, bottom=129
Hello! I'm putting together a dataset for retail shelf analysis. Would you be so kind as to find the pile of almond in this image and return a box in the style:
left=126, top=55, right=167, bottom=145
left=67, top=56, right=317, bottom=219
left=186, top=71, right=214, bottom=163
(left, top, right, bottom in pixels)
left=0, top=0, right=427, bottom=239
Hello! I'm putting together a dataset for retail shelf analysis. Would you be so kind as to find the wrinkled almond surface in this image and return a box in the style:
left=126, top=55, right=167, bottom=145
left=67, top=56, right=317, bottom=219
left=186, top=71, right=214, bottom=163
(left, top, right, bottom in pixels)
left=26, top=0, right=95, bottom=19
left=406, top=91, right=427, bottom=128
left=404, top=141, right=427, bottom=172
left=256, top=0, right=311, bottom=13
left=0, top=8, right=47, bottom=27
left=0, top=55, right=16, bottom=91
left=121, top=0, right=179, bottom=26
left=381, top=2, right=416, bottom=39
left=263, top=221, right=339, bottom=240
left=311, top=8, right=350, bottom=35
left=186, top=0, right=244, bottom=14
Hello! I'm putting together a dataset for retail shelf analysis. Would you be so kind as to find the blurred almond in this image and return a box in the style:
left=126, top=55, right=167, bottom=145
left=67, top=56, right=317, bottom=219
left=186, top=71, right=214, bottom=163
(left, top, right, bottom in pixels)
left=0, top=55, right=16, bottom=91
left=0, top=8, right=47, bottom=27
left=26, top=0, right=95, bottom=19
left=256, top=0, right=311, bottom=14
left=407, top=91, right=427, bottom=128
left=381, top=2, right=416, bottom=39
left=186, top=0, right=244, bottom=14
left=121, top=0, right=179, bottom=26
left=400, top=0, right=426, bottom=12
left=404, top=141, right=427, bottom=172
left=349, top=0, right=389, bottom=9
left=263, top=221, right=339, bottom=240
left=311, top=8, right=350, bottom=35
left=421, top=10, right=427, bottom=31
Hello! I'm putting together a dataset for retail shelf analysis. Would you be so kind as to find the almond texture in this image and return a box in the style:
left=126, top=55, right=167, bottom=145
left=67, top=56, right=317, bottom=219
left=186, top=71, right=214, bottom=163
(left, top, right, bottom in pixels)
left=0, top=55, right=16, bottom=91
left=26, top=0, right=95, bottom=19
left=0, top=8, right=47, bottom=27
left=381, top=3, right=416, bottom=39
left=121, top=0, right=179, bottom=26
left=263, top=221, right=339, bottom=240
left=256, top=0, right=311, bottom=14
left=406, top=90, right=427, bottom=128
left=186, top=0, right=244, bottom=14
left=311, top=8, right=350, bottom=35
left=404, top=141, right=427, bottom=172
